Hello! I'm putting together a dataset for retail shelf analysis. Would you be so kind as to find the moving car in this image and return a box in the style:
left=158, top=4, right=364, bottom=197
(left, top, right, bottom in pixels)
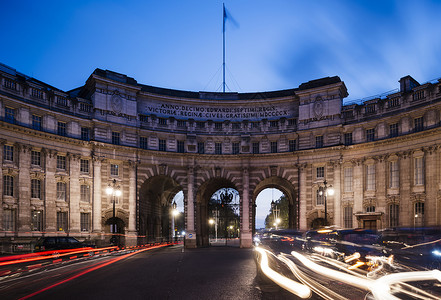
left=34, top=236, right=94, bottom=252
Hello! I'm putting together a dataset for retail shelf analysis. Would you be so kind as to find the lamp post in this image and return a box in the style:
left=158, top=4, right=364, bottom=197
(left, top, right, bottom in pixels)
left=172, top=201, right=178, bottom=242
left=271, top=200, right=280, bottom=230
left=319, top=180, right=334, bottom=226
left=106, top=179, right=121, bottom=246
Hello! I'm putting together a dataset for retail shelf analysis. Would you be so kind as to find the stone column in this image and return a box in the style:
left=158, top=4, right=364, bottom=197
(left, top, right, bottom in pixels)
left=333, top=161, right=341, bottom=227
left=353, top=160, right=364, bottom=227
left=399, top=152, right=412, bottom=227
left=44, top=150, right=57, bottom=232
left=299, top=164, right=307, bottom=230
left=185, top=166, right=196, bottom=248
left=18, top=144, right=31, bottom=234
left=69, top=155, right=80, bottom=233
left=126, top=160, right=137, bottom=246
left=425, top=147, right=437, bottom=225
left=92, top=156, right=102, bottom=233
left=240, top=168, right=252, bottom=248
left=0, top=140, right=4, bottom=231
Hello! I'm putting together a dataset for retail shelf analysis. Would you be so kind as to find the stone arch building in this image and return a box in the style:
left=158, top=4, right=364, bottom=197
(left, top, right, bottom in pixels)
left=1, top=62, right=441, bottom=250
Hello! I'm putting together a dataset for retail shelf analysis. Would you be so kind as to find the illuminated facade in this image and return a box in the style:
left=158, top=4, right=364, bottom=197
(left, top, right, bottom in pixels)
left=1, top=62, right=441, bottom=251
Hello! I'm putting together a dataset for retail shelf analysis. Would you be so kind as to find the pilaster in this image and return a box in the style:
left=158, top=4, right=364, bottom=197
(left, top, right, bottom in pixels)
left=185, top=166, right=196, bottom=248
left=240, top=167, right=252, bottom=248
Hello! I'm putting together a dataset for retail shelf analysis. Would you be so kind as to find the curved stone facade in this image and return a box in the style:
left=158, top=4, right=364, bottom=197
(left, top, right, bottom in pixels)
left=1, top=62, right=441, bottom=250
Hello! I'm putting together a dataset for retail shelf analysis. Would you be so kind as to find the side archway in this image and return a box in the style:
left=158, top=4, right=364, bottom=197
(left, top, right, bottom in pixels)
left=138, top=175, right=183, bottom=244
left=252, top=177, right=298, bottom=234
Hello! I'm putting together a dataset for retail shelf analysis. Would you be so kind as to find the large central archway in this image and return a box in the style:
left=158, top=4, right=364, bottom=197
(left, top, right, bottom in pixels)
left=138, top=175, right=183, bottom=244
left=196, top=178, right=240, bottom=247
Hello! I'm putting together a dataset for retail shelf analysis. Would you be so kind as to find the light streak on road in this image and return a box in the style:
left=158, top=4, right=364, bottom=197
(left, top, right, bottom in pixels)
left=291, top=250, right=441, bottom=299
left=255, top=247, right=311, bottom=299
left=370, top=270, right=441, bottom=300
left=15, top=243, right=174, bottom=300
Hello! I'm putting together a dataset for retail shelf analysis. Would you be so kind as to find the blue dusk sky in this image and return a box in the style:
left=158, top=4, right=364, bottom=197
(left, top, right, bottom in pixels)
left=1, top=0, right=441, bottom=102
left=2, top=1, right=440, bottom=229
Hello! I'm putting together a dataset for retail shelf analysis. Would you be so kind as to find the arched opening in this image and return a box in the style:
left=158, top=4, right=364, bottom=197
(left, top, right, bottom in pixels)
left=105, top=217, right=126, bottom=246
left=138, top=175, right=183, bottom=244
left=208, top=188, right=240, bottom=246
left=252, top=177, right=298, bottom=235
left=255, top=188, right=284, bottom=230
left=170, top=191, right=185, bottom=241
left=196, top=178, right=240, bottom=247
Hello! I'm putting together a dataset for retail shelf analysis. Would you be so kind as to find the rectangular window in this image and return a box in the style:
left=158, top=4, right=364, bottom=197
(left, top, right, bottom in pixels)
left=57, top=212, right=68, bottom=231
left=31, top=210, right=43, bottom=231
left=366, top=206, right=376, bottom=213
left=389, top=161, right=399, bottom=188
left=197, top=142, right=205, bottom=154
left=112, top=132, right=120, bottom=145
left=140, top=137, right=148, bottom=149
left=158, top=118, right=167, bottom=126
left=4, top=78, right=16, bottom=90
left=56, top=96, right=68, bottom=106
left=32, top=115, right=42, bottom=130
left=111, top=164, right=119, bottom=176
left=252, top=142, right=260, bottom=154
left=251, top=122, right=259, bottom=129
left=289, top=140, right=296, bottom=152
left=365, top=104, right=376, bottom=114
left=3, top=175, right=14, bottom=196
left=414, top=116, right=424, bottom=132
left=414, top=202, right=425, bottom=228
left=32, top=88, right=44, bottom=99
left=270, top=141, right=278, bottom=153
left=288, top=118, right=296, bottom=126
left=315, top=136, right=323, bottom=148
left=316, top=166, right=324, bottom=179
left=80, top=159, right=89, bottom=173
left=413, top=90, right=425, bottom=101
left=232, top=123, right=241, bottom=130
left=344, top=167, right=353, bottom=192
left=387, top=97, right=400, bottom=108
left=366, top=164, right=376, bottom=191
left=344, top=133, right=353, bottom=146
left=139, top=114, right=148, bottom=122
left=270, top=120, right=278, bottom=128
left=232, top=142, right=239, bottom=154
left=80, top=185, right=90, bottom=202
left=214, top=122, right=222, bottom=130
left=196, top=121, right=205, bottom=129
left=344, top=206, right=353, bottom=228
left=215, top=142, right=222, bottom=155
left=177, top=120, right=186, bottom=128
left=5, top=107, right=15, bottom=124
left=57, top=182, right=66, bottom=201
left=4, top=145, right=14, bottom=162
left=31, top=179, right=41, bottom=198
left=31, top=150, right=41, bottom=166
left=80, top=213, right=90, bottom=232
left=57, top=155, right=66, bottom=170
left=316, top=189, right=324, bottom=205
left=389, top=204, right=399, bottom=227
left=366, top=128, right=375, bottom=142
left=177, top=141, right=185, bottom=153
left=159, top=139, right=166, bottom=151
left=389, top=123, right=399, bottom=137
left=414, top=157, right=424, bottom=185
left=57, top=121, right=67, bottom=136
left=81, top=127, right=90, bottom=141
left=3, top=209, right=15, bottom=231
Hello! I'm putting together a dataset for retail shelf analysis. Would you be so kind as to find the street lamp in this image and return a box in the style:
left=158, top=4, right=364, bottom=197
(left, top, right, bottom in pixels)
left=319, top=180, right=334, bottom=226
left=271, top=200, right=280, bottom=230
left=106, top=179, right=121, bottom=246
left=171, top=201, right=178, bottom=242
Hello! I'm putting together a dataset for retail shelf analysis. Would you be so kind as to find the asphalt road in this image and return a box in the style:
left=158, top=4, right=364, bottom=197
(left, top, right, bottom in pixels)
left=1, top=245, right=296, bottom=300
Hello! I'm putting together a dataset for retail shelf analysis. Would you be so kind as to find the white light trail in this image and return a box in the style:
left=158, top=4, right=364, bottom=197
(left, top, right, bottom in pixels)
left=255, top=247, right=311, bottom=298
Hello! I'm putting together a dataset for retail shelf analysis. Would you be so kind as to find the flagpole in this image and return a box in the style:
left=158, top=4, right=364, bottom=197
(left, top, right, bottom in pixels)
left=223, top=3, right=226, bottom=93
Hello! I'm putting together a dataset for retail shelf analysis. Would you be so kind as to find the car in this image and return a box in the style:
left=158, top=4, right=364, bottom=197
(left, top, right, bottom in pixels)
left=34, top=236, right=94, bottom=252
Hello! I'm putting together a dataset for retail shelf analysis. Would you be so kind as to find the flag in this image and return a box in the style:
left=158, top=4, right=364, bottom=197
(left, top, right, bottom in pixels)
left=223, top=4, right=239, bottom=33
